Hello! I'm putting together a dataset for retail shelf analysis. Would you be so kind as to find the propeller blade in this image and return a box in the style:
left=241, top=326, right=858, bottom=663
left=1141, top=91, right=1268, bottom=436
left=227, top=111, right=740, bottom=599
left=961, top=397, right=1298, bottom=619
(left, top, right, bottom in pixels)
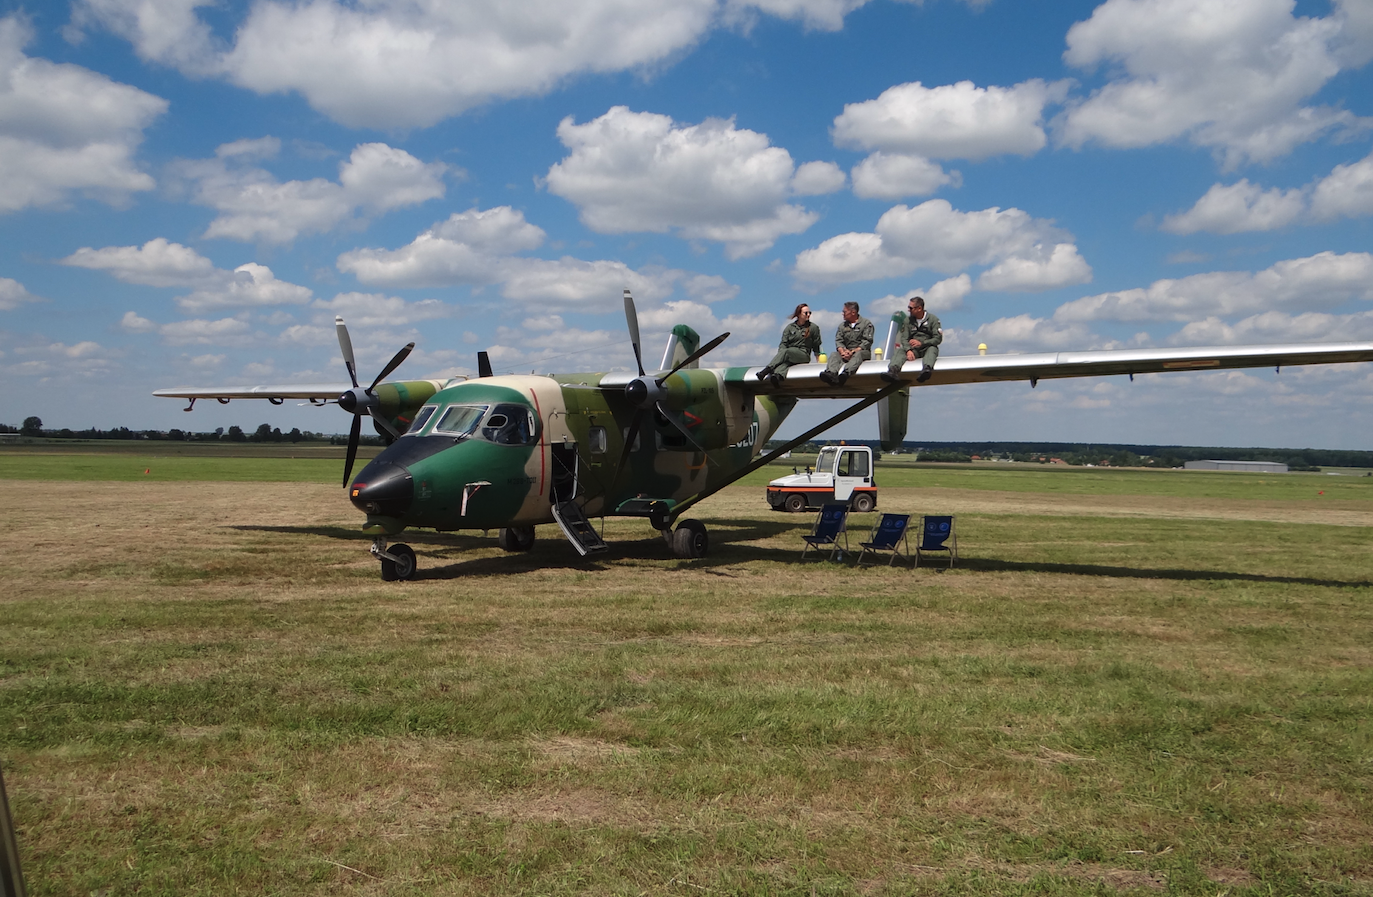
left=368, top=342, right=414, bottom=393
left=336, top=316, right=360, bottom=388
left=624, top=289, right=645, bottom=377
left=342, top=413, right=362, bottom=488
left=368, top=406, right=401, bottom=440
left=477, top=351, right=493, bottom=378
left=612, top=410, right=645, bottom=485
left=656, top=401, right=716, bottom=465
left=661, top=331, right=730, bottom=382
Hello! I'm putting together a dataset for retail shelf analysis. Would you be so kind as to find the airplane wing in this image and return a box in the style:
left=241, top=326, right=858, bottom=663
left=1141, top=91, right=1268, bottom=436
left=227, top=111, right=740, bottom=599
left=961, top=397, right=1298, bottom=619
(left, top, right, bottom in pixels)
left=722, top=342, right=1373, bottom=397
left=153, top=384, right=351, bottom=404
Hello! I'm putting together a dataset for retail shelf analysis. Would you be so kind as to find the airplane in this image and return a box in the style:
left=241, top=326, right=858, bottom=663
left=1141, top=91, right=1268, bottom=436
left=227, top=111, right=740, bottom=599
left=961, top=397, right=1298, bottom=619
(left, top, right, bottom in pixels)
left=155, top=290, right=1373, bottom=580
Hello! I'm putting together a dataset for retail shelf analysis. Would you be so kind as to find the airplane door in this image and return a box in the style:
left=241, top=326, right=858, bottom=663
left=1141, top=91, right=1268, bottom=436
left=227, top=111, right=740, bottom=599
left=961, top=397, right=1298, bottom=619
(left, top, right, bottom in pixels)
left=833, top=448, right=870, bottom=501
left=550, top=442, right=578, bottom=503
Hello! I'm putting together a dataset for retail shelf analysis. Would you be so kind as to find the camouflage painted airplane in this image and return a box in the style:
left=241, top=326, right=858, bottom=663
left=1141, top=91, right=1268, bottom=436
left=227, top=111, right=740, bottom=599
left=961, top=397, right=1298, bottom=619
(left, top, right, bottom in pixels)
left=156, top=290, right=1373, bottom=580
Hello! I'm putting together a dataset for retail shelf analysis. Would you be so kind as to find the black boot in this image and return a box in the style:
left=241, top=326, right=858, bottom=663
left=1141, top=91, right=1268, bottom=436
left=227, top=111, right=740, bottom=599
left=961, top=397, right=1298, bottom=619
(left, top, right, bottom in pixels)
left=755, top=366, right=774, bottom=381
left=916, top=366, right=932, bottom=383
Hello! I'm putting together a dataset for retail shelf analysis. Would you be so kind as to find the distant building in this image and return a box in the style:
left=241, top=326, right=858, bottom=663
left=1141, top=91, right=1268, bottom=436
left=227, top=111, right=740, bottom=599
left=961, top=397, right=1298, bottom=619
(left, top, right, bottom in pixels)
left=1185, top=460, right=1289, bottom=473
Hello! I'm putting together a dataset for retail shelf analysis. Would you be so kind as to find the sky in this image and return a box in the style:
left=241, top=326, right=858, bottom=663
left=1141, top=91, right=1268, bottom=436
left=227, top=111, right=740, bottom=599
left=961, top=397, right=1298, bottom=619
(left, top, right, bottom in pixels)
left=2, top=0, right=1372, bottom=449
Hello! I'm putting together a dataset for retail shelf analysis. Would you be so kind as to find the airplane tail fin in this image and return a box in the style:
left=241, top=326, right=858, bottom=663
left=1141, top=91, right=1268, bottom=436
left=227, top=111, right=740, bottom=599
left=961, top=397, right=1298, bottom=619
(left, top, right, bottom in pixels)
left=659, top=325, right=701, bottom=371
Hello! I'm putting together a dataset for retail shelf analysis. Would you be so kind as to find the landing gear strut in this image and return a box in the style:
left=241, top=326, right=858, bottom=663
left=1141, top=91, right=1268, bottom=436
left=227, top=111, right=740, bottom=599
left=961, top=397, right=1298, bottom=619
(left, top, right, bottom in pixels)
left=372, top=538, right=417, bottom=581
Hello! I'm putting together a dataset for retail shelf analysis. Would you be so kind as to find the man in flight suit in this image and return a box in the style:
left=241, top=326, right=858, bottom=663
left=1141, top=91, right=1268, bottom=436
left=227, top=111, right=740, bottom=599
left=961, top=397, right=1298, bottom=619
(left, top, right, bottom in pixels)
left=820, top=301, right=874, bottom=386
left=882, top=295, right=941, bottom=384
left=756, top=303, right=821, bottom=387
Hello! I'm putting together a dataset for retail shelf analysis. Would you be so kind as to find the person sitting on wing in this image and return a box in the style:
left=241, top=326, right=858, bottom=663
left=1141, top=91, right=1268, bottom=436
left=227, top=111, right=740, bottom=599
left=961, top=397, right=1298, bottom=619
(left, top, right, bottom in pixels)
left=882, top=295, right=941, bottom=384
left=756, top=303, right=821, bottom=387
left=819, top=300, right=874, bottom=387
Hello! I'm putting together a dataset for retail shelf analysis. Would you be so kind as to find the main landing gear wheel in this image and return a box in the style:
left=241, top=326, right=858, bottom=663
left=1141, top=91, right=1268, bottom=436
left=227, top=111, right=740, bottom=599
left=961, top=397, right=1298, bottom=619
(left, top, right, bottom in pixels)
left=380, top=543, right=417, bottom=581
left=783, top=493, right=807, bottom=513
left=671, top=519, right=708, bottom=559
left=497, top=525, right=536, bottom=552
left=851, top=493, right=875, bottom=513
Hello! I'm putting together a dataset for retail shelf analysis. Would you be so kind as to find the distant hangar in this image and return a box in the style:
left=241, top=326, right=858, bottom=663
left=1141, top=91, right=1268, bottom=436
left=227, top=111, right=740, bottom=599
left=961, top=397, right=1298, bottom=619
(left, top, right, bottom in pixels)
left=1184, top=460, right=1289, bottom=473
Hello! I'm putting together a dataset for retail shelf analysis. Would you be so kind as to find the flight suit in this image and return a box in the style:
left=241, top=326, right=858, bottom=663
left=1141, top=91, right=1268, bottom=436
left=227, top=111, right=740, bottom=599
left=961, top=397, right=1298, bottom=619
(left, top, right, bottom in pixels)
left=890, top=310, right=941, bottom=374
left=826, top=316, right=874, bottom=379
left=765, top=321, right=822, bottom=378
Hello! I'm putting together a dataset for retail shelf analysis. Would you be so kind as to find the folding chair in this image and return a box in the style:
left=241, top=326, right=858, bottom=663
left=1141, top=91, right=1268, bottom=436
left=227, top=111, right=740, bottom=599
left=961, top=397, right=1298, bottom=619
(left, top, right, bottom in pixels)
left=857, top=513, right=912, bottom=567
left=915, top=515, right=957, bottom=568
left=801, top=502, right=850, bottom=562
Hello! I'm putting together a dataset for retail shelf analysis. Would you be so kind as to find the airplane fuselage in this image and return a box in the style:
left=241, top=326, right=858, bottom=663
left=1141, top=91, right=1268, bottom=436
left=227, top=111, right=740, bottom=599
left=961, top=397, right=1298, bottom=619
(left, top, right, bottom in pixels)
left=348, top=372, right=795, bottom=535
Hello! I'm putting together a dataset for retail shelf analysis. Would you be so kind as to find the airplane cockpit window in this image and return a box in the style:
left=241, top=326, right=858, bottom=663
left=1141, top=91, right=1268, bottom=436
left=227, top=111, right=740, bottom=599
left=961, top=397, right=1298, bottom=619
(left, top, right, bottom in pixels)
left=433, top=404, right=488, bottom=437
left=479, top=404, right=537, bottom=446
left=404, top=404, right=438, bottom=436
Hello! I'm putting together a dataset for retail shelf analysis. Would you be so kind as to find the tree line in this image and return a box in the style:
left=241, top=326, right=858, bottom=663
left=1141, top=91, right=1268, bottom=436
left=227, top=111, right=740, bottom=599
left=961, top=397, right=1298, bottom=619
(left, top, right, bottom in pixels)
left=1, top=417, right=388, bottom=446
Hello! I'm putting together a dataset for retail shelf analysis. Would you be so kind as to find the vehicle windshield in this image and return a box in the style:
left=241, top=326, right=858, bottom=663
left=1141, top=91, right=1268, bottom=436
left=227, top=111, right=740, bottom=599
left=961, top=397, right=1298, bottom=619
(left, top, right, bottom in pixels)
left=432, top=404, right=488, bottom=437
left=404, top=404, right=438, bottom=436
left=816, top=447, right=838, bottom=472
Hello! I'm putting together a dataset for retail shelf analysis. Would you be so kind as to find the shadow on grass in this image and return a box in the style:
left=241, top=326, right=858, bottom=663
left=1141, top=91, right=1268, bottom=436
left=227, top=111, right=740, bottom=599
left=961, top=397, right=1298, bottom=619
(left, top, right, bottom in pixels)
left=228, top=522, right=1371, bottom=589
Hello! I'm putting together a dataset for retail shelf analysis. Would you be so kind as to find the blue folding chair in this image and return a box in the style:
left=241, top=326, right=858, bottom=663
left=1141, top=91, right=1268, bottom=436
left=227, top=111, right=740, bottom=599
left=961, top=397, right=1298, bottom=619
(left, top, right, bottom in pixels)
left=801, top=502, right=850, bottom=562
left=857, top=513, right=912, bottom=567
left=915, top=515, right=957, bottom=568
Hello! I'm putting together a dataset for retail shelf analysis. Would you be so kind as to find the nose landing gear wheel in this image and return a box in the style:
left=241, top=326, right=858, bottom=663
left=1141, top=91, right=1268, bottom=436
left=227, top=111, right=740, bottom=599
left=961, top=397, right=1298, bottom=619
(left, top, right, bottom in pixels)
left=497, top=526, right=536, bottom=552
left=380, top=543, right=417, bottom=581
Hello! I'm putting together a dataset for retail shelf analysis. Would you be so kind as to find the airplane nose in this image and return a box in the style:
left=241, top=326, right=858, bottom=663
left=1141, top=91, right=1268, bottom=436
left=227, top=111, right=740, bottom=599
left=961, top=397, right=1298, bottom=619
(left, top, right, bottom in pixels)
left=349, top=461, right=413, bottom=517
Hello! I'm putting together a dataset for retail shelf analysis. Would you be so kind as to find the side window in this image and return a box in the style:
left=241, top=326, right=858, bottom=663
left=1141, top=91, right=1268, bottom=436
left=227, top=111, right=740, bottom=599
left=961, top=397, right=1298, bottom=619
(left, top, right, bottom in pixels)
left=404, top=404, right=438, bottom=436
left=481, top=404, right=538, bottom=445
left=588, top=427, right=607, bottom=454
left=846, top=450, right=869, bottom=478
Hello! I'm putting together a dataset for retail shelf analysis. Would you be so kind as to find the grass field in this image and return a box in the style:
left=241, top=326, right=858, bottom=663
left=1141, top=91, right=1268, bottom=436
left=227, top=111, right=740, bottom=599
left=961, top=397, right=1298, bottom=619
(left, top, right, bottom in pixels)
left=2, top=448, right=1371, bottom=896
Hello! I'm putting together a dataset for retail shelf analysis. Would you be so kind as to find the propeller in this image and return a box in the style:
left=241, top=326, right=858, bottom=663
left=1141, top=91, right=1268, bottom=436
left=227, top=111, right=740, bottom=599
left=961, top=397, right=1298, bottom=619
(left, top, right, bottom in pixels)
left=335, top=315, right=414, bottom=488
left=612, top=290, right=729, bottom=481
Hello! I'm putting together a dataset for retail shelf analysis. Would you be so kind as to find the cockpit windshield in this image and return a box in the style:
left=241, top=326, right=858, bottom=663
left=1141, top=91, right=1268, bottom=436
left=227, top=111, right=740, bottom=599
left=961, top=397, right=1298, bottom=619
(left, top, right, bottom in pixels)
left=404, top=404, right=438, bottom=436
left=432, top=404, right=487, bottom=437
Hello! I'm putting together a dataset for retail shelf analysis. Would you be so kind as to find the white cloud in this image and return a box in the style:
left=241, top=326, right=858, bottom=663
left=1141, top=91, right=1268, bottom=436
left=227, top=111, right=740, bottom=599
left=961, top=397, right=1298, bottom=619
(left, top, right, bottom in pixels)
left=793, top=198, right=1089, bottom=289
left=866, top=274, right=973, bottom=319
left=1056, top=0, right=1373, bottom=167
left=833, top=79, right=1071, bottom=160
left=310, top=292, right=452, bottom=328
left=545, top=106, right=820, bottom=259
left=791, top=160, right=846, bottom=195
left=498, top=258, right=683, bottom=310
left=850, top=152, right=959, bottom=200
left=174, top=263, right=314, bottom=313
left=975, top=243, right=1093, bottom=292
left=61, top=238, right=218, bottom=287
left=118, top=310, right=157, bottom=332
left=0, top=276, right=39, bottom=310
left=173, top=141, right=447, bottom=244
left=61, top=238, right=314, bottom=312
left=1310, top=150, right=1373, bottom=221
left=74, top=0, right=721, bottom=129
left=1054, top=252, right=1373, bottom=323
left=961, top=314, right=1101, bottom=353
left=0, top=15, right=165, bottom=212
left=1169, top=309, right=1373, bottom=345
left=159, top=317, right=255, bottom=346
left=1162, top=179, right=1307, bottom=234
left=338, top=207, right=546, bottom=289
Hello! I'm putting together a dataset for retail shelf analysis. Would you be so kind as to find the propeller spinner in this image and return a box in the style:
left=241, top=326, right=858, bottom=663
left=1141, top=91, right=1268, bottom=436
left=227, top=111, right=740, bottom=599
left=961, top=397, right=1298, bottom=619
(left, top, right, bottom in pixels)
left=336, top=315, right=414, bottom=488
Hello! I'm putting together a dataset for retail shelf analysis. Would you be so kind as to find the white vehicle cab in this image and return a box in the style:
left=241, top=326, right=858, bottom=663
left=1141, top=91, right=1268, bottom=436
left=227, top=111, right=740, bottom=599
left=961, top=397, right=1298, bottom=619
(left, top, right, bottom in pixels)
left=767, top=444, right=877, bottom=513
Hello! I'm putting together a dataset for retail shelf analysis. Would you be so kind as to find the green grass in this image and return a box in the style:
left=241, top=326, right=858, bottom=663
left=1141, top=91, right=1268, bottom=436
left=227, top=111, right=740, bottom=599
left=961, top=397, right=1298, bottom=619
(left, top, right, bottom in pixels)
left=2, top=455, right=1371, bottom=895
left=0, top=444, right=378, bottom=482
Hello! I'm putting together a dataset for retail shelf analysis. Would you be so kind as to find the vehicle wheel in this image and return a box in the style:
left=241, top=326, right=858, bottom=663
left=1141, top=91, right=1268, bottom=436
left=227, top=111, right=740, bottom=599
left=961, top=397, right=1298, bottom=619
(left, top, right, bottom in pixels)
left=851, top=493, right=875, bottom=513
left=671, top=519, right=708, bottom=559
left=783, top=492, right=807, bottom=513
left=381, top=543, right=417, bottom=581
left=497, top=525, right=536, bottom=552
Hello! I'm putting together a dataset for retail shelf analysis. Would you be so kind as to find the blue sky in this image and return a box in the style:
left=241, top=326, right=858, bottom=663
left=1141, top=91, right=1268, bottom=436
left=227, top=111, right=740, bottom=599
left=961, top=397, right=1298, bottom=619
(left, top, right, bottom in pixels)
left=2, top=0, right=1372, bottom=448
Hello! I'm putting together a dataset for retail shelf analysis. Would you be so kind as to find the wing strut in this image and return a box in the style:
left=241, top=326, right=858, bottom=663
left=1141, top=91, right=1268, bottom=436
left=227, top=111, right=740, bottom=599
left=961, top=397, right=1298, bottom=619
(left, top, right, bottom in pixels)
left=660, top=380, right=905, bottom=527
